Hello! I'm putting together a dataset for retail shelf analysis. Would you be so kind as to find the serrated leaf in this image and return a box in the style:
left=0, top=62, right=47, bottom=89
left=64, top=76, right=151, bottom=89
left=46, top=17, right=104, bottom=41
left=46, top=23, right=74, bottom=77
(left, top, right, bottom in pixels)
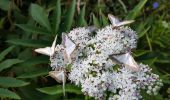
left=77, top=5, right=87, bottom=26
left=16, top=24, right=52, bottom=35
left=37, top=84, right=81, bottom=95
left=62, top=0, right=76, bottom=31
left=0, top=77, right=29, bottom=87
left=6, top=39, right=50, bottom=47
left=0, top=88, right=21, bottom=99
left=93, top=14, right=100, bottom=27
left=30, top=4, right=51, bottom=32
left=17, top=68, right=48, bottom=78
left=52, top=0, right=61, bottom=34
left=0, top=46, right=15, bottom=62
left=0, top=59, right=23, bottom=71
left=126, top=0, right=147, bottom=20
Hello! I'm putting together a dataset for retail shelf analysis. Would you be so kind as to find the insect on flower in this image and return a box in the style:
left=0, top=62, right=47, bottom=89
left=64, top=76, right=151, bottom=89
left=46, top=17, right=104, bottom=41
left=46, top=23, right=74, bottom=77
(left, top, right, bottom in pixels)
left=49, top=70, right=66, bottom=96
left=62, top=33, right=76, bottom=63
left=108, top=14, right=134, bottom=29
left=34, top=35, right=57, bottom=56
left=109, top=52, right=139, bottom=72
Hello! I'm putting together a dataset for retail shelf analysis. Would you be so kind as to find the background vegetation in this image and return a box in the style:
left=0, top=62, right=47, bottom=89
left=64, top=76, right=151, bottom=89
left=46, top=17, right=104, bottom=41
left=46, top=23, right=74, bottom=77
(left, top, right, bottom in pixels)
left=0, top=0, right=170, bottom=99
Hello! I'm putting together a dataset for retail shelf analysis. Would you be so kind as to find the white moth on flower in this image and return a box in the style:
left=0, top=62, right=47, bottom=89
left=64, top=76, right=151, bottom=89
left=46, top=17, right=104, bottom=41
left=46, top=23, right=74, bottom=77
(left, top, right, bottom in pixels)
left=68, top=15, right=162, bottom=100
left=34, top=15, right=162, bottom=100
left=49, top=70, right=66, bottom=96
left=108, top=14, right=134, bottom=28
left=35, top=35, right=57, bottom=56
left=109, top=52, right=139, bottom=71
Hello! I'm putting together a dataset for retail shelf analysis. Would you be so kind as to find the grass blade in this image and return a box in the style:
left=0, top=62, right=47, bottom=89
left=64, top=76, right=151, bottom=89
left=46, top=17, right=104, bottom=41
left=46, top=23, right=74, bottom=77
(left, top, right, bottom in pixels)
left=61, top=0, right=76, bottom=31
left=126, top=0, right=147, bottom=20
left=52, top=0, right=61, bottom=34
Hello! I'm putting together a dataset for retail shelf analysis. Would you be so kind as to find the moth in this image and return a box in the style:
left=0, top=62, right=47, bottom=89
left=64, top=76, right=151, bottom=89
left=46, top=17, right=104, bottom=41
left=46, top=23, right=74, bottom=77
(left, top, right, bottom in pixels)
left=108, top=14, right=134, bottom=28
left=34, top=35, right=57, bottom=56
left=49, top=70, right=66, bottom=96
left=109, top=52, right=139, bottom=72
left=62, top=33, right=76, bottom=63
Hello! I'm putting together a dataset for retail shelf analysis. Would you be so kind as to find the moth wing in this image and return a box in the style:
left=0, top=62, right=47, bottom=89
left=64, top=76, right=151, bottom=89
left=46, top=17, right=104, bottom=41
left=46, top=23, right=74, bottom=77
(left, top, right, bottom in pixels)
left=112, top=53, right=139, bottom=71
left=51, top=35, right=58, bottom=55
left=116, top=20, right=134, bottom=27
left=35, top=47, right=52, bottom=56
left=108, top=14, right=120, bottom=26
left=109, top=55, right=122, bottom=65
left=49, top=71, right=65, bottom=83
left=62, top=34, right=76, bottom=63
left=120, top=53, right=139, bottom=71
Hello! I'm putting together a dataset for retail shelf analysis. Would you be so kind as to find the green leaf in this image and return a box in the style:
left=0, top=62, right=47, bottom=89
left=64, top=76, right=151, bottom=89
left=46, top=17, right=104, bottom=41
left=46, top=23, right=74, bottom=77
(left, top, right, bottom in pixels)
left=37, top=84, right=81, bottom=95
left=62, top=0, right=76, bottom=31
left=93, top=14, right=100, bottom=28
left=0, top=59, right=23, bottom=71
left=17, top=56, right=48, bottom=68
left=126, top=0, right=147, bottom=20
left=0, top=46, right=15, bottom=62
left=16, top=24, right=52, bottom=35
left=52, top=0, right=61, bottom=34
left=141, top=57, right=157, bottom=66
left=133, top=50, right=150, bottom=57
left=0, top=88, right=21, bottom=99
left=17, top=68, right=48, bottom=78
left=6, top=39, right=51, bottom=47
left=0, top=0, right=10, bottom=11
left=77, top=5, right=87, bottom=26
left=0, top=77, right=29, bottom=87
left=30, top=4, right=51, bottom=32
left=100, top=11, right=108, bottom=26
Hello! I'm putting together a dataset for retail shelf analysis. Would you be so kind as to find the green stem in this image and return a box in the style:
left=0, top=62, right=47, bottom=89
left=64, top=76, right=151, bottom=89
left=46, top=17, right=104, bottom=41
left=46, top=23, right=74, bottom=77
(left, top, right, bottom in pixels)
left=85, top=95, right=88, bottom=100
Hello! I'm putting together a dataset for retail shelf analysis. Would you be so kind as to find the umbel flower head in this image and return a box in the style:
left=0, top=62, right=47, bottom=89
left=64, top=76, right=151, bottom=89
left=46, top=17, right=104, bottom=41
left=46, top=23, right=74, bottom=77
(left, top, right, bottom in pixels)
left=34, top=14, right=162, bottom=100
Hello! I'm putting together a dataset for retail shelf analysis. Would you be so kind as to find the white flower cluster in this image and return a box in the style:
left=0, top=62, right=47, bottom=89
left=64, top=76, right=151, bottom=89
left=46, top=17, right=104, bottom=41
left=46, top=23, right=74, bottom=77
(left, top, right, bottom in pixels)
left=68, top=25, right=162, bottom=100
left=35, top=14, right=162, bottom=100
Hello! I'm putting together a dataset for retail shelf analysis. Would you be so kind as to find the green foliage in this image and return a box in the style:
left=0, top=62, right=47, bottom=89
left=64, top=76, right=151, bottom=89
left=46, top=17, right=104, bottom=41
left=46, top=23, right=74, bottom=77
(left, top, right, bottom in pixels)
left=37, top=84, right=81, bottom=95
left=0, top=0, right=170, bottom=100
left=126, top=0, right=147, bottom=19
left=30, top=4, right=52, bottom=32
left=0, top=46, right=15, bottom=61
left=61, top=0, right=76, bottom=32
left=7, top=39, right=51, bottom=47
left=0, top=59, right=23, bottom=71
left=0, top=88, right=21, bottom=99
left=0, top=77, right=29, bottom=87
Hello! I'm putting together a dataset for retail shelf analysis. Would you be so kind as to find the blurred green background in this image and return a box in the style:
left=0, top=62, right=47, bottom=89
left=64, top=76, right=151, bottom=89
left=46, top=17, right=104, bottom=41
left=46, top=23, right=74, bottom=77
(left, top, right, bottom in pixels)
left=0, top=0, right=169, bottom=100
